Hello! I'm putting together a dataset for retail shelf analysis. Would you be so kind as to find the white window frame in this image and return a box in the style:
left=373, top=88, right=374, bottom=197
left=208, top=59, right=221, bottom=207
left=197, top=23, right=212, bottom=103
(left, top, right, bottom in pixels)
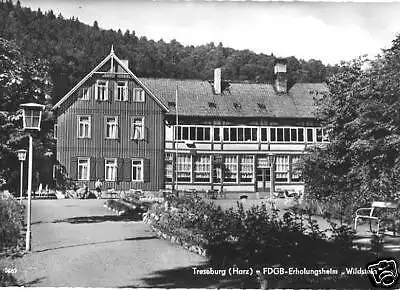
left=239, top=156, right=254, bottom=183
left=131, top=159, right=144, bottom=181
left=291, top=155, right=302, bottom=182
left=316, top=128, right=329, bottom=143
left=81, top=87, right=90, bottom=100
left=115, top=81, right=128, bottom=101
left=176, top=154, right=192, bottom=183
left=222, top=126, right=258, bottom=143
left=104, top=158, right=117, bottom=181
left=54, top=124, right=58, bottom=140
left=164, top=153, right=173, bottom=183
left=77, top=115, right=91, bottom=138
left=306, top=128, right=315, bottom=143
left=78, top=158, right=90, bottom=181
left=95, top=80, right=108, bottom=101
left=174, top=125, right=212, bottom=142
left=275, top=155, right=289, bottom=182
left=224, top=155, right=238, bottom=183
left=105, top=116, right=119, bottom=139
left=194, top=155, right=211, bottom=183
left=133, top=88, right=145, bottom=102
left=131, top=117, right=145, bottom=140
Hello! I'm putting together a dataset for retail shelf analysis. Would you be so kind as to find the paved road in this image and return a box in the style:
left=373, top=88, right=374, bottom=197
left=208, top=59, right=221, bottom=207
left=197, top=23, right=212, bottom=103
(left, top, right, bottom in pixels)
left=1, top=199, right=208, bottom=287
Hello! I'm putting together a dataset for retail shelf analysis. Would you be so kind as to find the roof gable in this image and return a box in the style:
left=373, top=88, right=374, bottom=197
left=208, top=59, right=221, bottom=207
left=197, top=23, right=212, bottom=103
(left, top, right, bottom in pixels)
left=52, top=48, right=168, bottom=112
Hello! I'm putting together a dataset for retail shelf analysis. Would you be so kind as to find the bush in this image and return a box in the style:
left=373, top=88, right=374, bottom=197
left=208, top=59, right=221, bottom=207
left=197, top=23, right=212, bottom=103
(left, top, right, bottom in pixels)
left=0, top=271, right=19, bottom=287
left=146, top=194, right=375, bottom=288
left=0, top=197, right=24, bottom=251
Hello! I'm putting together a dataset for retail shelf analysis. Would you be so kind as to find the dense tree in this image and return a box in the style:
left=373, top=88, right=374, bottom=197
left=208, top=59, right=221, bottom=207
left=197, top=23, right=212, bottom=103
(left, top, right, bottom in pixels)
left=302, top=35, right=400, bottom=220
left=0, top=38, right=55, bottom=192
left=0, top=0, right=338, bottom=105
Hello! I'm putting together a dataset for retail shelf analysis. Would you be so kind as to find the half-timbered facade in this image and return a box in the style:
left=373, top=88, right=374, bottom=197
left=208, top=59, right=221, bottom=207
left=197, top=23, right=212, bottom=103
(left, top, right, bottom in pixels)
left=53, top=49, right=327, bottom=194
left=52, top=48, right=168, bottom=191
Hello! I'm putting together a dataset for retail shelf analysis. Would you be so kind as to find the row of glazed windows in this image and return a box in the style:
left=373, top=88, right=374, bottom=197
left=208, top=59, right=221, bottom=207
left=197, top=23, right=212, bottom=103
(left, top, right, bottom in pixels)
left=72, top=115, right=145, bottom=140
left=174, top=125, right=329, bottom=143
left=80, top=80, right=145, bottom=102
left=164, top=154, right=302, bottom=183
left=76, top=158, right=144, bottom=181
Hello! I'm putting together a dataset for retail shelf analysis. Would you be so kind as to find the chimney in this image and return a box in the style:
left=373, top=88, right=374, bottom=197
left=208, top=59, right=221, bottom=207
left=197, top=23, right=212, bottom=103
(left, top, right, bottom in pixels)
left=214, top=68, right=221, bottom=95
left=274, top=59, right=287, bottom=94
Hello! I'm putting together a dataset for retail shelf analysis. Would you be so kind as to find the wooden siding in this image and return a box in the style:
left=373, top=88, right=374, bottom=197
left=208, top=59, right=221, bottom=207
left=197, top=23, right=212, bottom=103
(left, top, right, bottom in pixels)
left=56, top=73, right=165, bottom=191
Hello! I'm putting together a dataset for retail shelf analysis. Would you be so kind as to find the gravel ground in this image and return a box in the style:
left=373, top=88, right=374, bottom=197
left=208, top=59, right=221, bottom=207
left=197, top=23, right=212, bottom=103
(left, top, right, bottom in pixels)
left=0, top=199, right=207, bottom=288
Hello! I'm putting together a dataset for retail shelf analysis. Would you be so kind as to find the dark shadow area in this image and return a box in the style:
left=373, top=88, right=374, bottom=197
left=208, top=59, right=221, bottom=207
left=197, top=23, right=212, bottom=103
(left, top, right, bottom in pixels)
left=33, top=236, right=157, bottom=253
left=134, top=259, right=374, bottom=289
left=127, top=263, right=246, bottom=289
left=21, top=276, right=46, bottom=286
left=52, top=212, right=144, bottom=224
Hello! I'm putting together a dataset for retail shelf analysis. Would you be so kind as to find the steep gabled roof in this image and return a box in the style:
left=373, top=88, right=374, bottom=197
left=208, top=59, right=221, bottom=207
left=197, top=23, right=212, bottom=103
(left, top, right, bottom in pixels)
left=52, top=48, right=169, bottom=112
left=140, top=78, right=328, bottom=119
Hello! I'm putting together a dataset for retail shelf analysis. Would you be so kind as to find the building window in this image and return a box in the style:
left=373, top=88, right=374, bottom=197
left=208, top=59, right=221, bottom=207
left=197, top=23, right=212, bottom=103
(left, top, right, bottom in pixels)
left=298, top=128, right=304, bottom=142
left=316, top=128, right=329, bottom=142
left=131, top=117, right=144, bottom=140
left=222, top=127, right=258, bottom=142
left=240, top=156, right=254, bottom=183
left=291, top=155, right=302, bottom=182
left=95, top=80, right=108, bottom=101
left=176, top=154, right=191, bottom=182
left=54, top=124, right=57, bottom=140
left=78, top=116, right=91, bottom=138
left=81, top=87, right=90, bottom=100
left=194, top=155, right=211, bottom=182
left=261, top=128, right=268, bottom=141
left=214, top=127, right=220, bottom=141
left=277, top=128, right=284, bottom=142
left=270, top=128, right=276, bottom=142
left=164, top=153, right=173, bottom=183
left=132, top=159, right=143, bottom=181
left=174, top=126, right=211, bottom=141
left=224, top=155, right=238, bottom=183
left=275, top=155, right=289, bottom=182
left=115, top=81, right=128, bottom=101
left=105, top=158, right=117, bottom=181
left=133, top=88, right=145, bottom=102
left=307, top=128, right=314, bottom=142
left=256, top=157, right=271, bottom=182
left=78, top=158, right=90, bottom=181
left=105, top=116, right=118, bottom=139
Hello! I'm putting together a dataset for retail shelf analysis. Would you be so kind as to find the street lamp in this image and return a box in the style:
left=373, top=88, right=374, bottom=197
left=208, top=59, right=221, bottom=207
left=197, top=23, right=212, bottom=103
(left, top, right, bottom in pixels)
left=20, top=103, right=45, bottom=252
left=16, top=149, right=27, bottom=204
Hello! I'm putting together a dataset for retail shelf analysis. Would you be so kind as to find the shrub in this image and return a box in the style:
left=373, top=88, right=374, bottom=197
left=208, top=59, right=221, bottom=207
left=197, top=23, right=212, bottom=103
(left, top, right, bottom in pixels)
left=0, top=197, right=24, bottom=251
left=0, top=271, right=19, bottom=287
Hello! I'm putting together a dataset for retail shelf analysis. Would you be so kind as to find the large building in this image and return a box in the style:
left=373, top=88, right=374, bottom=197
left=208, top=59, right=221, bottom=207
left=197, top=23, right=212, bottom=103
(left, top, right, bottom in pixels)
left=52, top=48, right=328, bottom=194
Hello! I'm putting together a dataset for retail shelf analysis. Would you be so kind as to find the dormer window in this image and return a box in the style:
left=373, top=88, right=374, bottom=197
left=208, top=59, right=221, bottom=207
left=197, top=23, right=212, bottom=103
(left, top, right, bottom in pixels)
left=115, top=81, right=128, bottom=101
left=133, top=88, right=145, bottom=102
left=95, top=80, right=108, bottom=101
left=168, top=101, right=176, bottom=107
left=81, top=87, right=90, bottom=100
left=257, top=103, right=266, bottom=110
left=233, top=102, right=241, bottom=110
left=208, top=102, right=216, bottom=108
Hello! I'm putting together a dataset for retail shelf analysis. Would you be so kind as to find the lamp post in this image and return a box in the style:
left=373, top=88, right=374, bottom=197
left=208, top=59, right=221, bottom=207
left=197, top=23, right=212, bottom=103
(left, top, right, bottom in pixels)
left=16, top=149, right=27, bottom=204
left=20, top=103, right=45, bottom=252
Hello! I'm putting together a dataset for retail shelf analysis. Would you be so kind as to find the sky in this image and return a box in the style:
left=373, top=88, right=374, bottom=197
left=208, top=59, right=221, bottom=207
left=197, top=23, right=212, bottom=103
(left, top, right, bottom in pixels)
left=19, top=0, right=400, bottom=65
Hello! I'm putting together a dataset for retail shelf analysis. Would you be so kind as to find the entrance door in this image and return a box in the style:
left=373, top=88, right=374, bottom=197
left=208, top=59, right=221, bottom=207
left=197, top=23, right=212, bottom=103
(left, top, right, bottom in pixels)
left=256, top=168, right=271, bottom=192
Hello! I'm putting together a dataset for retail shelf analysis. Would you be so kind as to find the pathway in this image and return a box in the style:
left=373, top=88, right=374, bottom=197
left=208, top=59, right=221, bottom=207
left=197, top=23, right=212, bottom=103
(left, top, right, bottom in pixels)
left=1, top=199, right=208, bottom=288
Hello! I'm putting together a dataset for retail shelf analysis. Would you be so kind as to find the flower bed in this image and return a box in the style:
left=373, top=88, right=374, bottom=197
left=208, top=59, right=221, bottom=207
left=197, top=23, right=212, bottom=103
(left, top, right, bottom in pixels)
left=145, top=194, right=376, bottom=288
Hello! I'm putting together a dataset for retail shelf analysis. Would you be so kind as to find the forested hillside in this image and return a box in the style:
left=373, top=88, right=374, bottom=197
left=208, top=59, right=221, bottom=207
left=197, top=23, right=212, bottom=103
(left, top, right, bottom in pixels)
left=0, top=0, right=339, bottom=103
